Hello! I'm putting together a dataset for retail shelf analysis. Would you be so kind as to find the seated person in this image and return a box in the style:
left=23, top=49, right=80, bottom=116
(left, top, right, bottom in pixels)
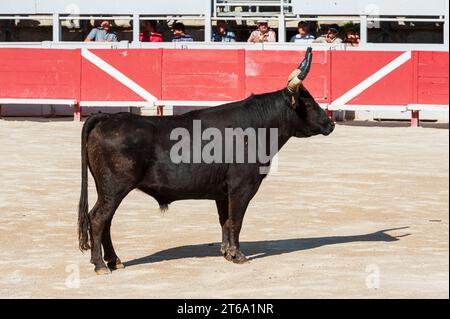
left=212, top=21, right=236, bottom=42
left=313, top=24, right=343, bottom=44
left=290, top=21, right=315, bottom=43
left=84, top=20, right=118, bottom=42
left=140, top=21, right=163, bottom=42
left=247, top=20, right=276, bottom=43
left=172, top=22, right=194, bottom=42
left=344, top=29, right=360, bottom=47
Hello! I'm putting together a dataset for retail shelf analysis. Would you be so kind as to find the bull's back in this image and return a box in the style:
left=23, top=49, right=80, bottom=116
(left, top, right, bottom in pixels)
left=87, top=113, right=231, bottom=201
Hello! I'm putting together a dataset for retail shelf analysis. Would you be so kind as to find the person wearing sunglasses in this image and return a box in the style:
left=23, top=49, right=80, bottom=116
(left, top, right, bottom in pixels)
left=313, top=24, right=343, bottom=44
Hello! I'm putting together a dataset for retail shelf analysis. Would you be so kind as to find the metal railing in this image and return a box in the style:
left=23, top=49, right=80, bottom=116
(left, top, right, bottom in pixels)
left=213, top=0, right=292, bottom=17
left=0, top=4, right=448, bottom=49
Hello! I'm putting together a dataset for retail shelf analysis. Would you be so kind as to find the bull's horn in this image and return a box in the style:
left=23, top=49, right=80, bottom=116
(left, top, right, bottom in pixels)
left=287, top=47, right=313, bottom=92
left=287, top=76, right=302, bottom=93
left=287, top=69, right=301, bottom=83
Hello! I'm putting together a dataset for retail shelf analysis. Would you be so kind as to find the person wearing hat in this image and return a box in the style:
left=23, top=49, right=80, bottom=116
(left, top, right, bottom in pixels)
left=247, top=20, right=276, bottom=43
left=84, top=20, right=118, bottom=42
left=313, top=24, right=343, bottom=44
left=290, top=21, right=315, bottom=44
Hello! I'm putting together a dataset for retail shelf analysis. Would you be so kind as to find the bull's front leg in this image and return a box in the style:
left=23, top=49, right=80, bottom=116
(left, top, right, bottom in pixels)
left=224, top=190, right=254, bottom=264
left=215, top=199, right=230, bottom=256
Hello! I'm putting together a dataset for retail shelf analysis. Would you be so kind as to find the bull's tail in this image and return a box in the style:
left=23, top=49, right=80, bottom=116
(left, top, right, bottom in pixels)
left=78, top=113, right=110, bottom=252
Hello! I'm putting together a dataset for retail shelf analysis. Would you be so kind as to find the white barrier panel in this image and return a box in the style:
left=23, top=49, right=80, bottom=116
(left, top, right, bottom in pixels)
left=292, top=0, right=448, bottom=16
left=0, top=0, right=207, bottom=14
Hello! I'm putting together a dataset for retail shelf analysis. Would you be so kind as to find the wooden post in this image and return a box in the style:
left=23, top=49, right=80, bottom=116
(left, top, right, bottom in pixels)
left=326, top=110, right=334, bottom=120
left=157, top=105, right=164, bottom=116
left=411, top=110, right=420, bottom=127
left=74, top=102, right=81, bottom=121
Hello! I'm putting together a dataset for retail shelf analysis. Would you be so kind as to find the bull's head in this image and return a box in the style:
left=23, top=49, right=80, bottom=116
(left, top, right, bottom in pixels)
left=285, top=48, right=335, bottom=137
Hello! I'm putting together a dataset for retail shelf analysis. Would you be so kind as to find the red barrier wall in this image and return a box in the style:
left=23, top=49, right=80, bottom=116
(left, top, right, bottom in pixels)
left=331, top=51, right=414, bottom=106
left=0, top=48, right=448, bottom=109
left=416, top=51, right=449, bottom=105
left=245, top=50, right=330, bottom=103
left=0, top=48, right=81, bottom=100
left=81, top=49, right=163, bottom=101
left=161, top=49, right=246, bottom=101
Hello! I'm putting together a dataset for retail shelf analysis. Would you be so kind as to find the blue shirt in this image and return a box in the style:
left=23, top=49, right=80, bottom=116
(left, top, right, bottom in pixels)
left=172, top=34, right=194, bottom=42
left=86, top=27, right=118, bottom=42
left=290, top=34, right=315, bottom=44
left=212, top=31, right=236, bottom=42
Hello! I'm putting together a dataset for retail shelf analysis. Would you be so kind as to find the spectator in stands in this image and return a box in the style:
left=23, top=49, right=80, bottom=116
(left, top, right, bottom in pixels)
left=344, top=29, right=360, bottom=47
left=212, top=21, right=236, bottom=42
left=140, top=20, right=163, bottom=42
left=313, top=24, right=343, bottom=44
left=84, top=20, right=118, bottom=42
left=290, top=21, right=315, bottom=43
left=172, top=22, right=194, bottom=42
left=247, top=20, right=276, bottom=43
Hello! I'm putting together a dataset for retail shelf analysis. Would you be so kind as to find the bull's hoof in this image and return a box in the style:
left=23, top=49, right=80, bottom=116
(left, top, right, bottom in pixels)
left=232, top=254, right=249, bottom=264
left=220, top=243, right=229, bottom=256
left=224, top=248, right=248, bottom=264
left=107, top=258, right=125, bottom=271
left=95, top=266, right=111, bottom=275
left=115, top=262, right=125, bottom=269
left=224, top=252, right=233, bottom=262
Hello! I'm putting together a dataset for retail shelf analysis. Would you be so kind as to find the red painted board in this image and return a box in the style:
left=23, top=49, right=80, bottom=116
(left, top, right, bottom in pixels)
left=162, top=49, right=245, bottom=101
left=0, top=48, right=81, bottom=100
left=331, top=51, right=413, bottom=106
left=417, top=51, right=449, bottom=105
left=81, top=49, right=162, bottom=101
left=245, top=50, right=329, bottom=102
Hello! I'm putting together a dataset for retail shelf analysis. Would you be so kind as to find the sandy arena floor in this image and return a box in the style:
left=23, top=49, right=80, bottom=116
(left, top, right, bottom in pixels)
left=0, top=119, right=448, bottom=298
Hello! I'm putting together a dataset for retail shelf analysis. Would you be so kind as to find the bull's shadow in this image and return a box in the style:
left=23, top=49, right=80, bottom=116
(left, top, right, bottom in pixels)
left=124, top=227, right=410, bottom=268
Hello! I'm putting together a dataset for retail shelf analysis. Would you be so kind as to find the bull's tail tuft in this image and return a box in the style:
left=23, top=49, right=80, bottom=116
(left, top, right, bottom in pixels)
left=159, top=203, right=169, bottom=214
left=78, top=113, right=110, bottom=252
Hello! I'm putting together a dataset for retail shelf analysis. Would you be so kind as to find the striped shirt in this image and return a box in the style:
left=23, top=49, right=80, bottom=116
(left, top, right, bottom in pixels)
left=212, top=31, right=236, bottom=42
left=172, top=34, right=194, bottom=42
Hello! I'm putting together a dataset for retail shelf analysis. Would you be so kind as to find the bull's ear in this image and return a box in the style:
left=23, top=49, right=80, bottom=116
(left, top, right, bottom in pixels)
left=284, top=88, right=299, bottom=109
left=290, top=94, right=298, bottom=108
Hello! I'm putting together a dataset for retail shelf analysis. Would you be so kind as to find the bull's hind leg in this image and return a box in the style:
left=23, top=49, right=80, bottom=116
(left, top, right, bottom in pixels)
left=90, top=189, right=131, bottom=275
left=215, top=199, right=230, bottom=256
left=102, top=219, right=124, bottom=271
left=89, top=198, right=120, bottom=275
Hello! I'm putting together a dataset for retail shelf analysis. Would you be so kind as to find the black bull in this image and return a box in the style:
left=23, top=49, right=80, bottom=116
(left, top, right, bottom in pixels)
left=78, top=68, right=335, bottom=276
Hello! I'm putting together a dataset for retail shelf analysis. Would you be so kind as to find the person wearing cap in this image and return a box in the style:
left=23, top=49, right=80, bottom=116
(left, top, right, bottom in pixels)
left=313, top=24, right=343, bottom=44
left=212, top=21, right=236, bottom=42
left=247, top=20, right=276, bottom=43
left=84, top=20, right=118, bottom=42
left=290, top=21, right=315, bottom=44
